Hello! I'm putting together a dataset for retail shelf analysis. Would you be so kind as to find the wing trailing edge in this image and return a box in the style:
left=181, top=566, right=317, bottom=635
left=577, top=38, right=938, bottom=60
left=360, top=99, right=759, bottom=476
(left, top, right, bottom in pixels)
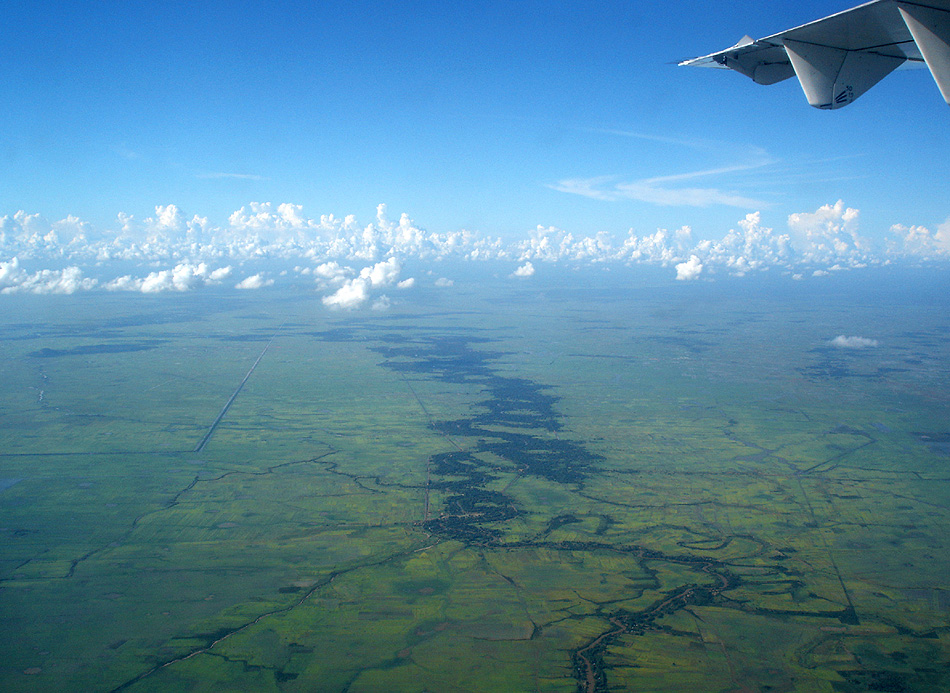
left=681, top=0, right=950, bottom=109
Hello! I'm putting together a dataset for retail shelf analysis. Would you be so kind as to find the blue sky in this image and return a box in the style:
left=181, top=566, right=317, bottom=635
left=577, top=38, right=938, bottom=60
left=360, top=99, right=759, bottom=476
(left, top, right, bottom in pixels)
left=2, top=0, right=948, bottom=243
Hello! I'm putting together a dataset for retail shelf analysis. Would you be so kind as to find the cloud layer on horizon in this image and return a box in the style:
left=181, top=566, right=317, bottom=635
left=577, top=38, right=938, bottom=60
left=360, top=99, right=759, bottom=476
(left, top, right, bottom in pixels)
left=1, top=201, right=948, bottom=304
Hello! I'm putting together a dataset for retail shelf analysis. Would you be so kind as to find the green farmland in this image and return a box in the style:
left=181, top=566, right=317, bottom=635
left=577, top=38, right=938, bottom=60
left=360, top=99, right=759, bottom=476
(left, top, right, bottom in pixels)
left=1, top=276, right=949, bottom=692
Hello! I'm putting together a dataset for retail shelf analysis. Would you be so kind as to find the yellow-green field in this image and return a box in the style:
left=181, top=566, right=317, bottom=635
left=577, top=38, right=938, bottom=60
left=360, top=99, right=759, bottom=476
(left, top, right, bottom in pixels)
left=1, top=276, right=949, bottom=692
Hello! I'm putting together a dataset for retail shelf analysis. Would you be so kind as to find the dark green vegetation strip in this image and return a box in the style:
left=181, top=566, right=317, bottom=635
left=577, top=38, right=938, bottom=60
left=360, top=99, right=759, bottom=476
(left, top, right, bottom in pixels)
left=309, top=322, right=948, bottom=692
left=29, top=342, right=162, bottom=358
left=316, top=329, right=766, bottom=690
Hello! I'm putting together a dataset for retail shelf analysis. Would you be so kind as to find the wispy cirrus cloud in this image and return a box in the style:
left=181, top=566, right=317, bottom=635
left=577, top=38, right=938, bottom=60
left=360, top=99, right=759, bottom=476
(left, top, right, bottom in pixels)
left=554, top=128, right=774, bottom=208
left=550, top=164, right=771, bottom=208
left=113, top=144, right=140, bottom=160
left=581, top=128, right=726, bottom=151
left=196, top=172, right=267, bottom=181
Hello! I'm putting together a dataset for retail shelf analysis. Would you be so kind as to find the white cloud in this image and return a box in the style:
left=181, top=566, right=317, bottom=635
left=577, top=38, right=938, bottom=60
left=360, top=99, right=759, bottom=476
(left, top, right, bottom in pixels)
left=0, top=258, right=96, bottom=294
left=435, top=277, right=454, bottom=287
left=551, top=176, right=767, bottom=208
left=550, top=152, right=774, bottom=210
left=320, top=258, right=402, bottom=309
left=27, top=267, right=97, bottom=294
left=512, top=262, right=535, bottom=277
left=105, top=263, right=228, bottom=293
left=322, top=277, right=371, bottom=309
left=787, top=200, right=868, bottom=267
left=830, top=335, right=880, bottom=349
left=617, top=227, right=690, bottom=265
left=314, top=261, right=352, bottom=286
left=209, top=266, right=233, bottom=282
left=152, top=204, right=186, bottom=233
left=361, top=257, right=400, bottom=287
left=888, top=219, right=950, bottom=259
left=516, top=226, right=618, bottom=264
left=548, top=176, right=616, bottom=202
left=277, top=203, right=307, bottom=228
left=583, top=128, right=723, bottom=150
left=227, top=202, right=341, bottom=241
left=235, top=274, right=274, bottom=290
left=0, top=257, right=28, bottom=290
left=690, top=212, right=792, bottom=275
left=397, top=277, right=416, bottom=289
left=3, top=200, right=949, bottom=302
left=617, top=181, right=766, bottom=208
left=103, top=275, right=139, bottom=292
left=675, top=255, right=703, bottom=281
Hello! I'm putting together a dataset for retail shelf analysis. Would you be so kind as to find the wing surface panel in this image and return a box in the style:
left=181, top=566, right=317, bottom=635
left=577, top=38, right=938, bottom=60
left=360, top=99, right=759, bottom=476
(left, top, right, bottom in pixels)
left=681, top=0, right=950, bottom=108
left=899, top=3, right=950, bottom=101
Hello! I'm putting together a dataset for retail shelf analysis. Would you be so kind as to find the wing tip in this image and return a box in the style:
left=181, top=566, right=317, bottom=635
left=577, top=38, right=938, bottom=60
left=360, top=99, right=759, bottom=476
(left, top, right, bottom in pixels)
left=679, top=35, right=761, bottom=68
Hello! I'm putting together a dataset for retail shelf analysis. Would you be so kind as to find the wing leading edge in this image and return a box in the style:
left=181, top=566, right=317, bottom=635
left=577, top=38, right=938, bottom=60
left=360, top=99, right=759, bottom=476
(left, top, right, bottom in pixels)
left=681, top=0, right=950, bottom=109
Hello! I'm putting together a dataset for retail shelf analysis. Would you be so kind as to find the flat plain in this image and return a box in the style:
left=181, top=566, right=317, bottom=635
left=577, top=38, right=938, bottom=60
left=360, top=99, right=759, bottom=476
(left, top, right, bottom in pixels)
left=1, top=271, right=948, bottom=692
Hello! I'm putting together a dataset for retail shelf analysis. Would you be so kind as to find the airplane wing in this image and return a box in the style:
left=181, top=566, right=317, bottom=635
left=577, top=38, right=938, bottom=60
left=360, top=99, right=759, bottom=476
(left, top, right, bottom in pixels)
left=681, top=0, right=950, bottom=109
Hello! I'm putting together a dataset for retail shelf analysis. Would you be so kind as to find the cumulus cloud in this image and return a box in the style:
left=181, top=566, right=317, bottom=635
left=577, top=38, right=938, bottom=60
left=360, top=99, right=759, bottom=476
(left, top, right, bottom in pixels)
left=313, top=261, right=352, bottom=287
left=152, top=204, right=186, bottom=234
left=322, top=277, right=370, bottom=309
left=0, top=258, right=96, bottom=294
left=675, top=255, right=703, bottom=281
left=516, top=226, right=619, bottom=264
left=105, top=263, right=230, bottom=293
left=435, top=277, right=454, bottom=287
left=788, top=201, right=868, bottom=267
left=321, top=258, right=402, bottom=309
left=361, top=257, right=400, bottom=286
left=617, top=227, right=691, bottom=265
left=235, top=274, right=274, bottom=290
left=209, top=266, right=233, bottom=282
left=0, top=258, right=29, bottom=290
left=512, top=262, right=535, bottom=278
left=830, top=335, right=880, bottom=349
left=691, top=212, right=791, bottom=275
left=2, top=199, right=949, bottom=301
left=229, top=202, right=302, bottom=233
left=0, top=213, right=68, bottom=258
left=889, top=219, right=950, bottom=259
